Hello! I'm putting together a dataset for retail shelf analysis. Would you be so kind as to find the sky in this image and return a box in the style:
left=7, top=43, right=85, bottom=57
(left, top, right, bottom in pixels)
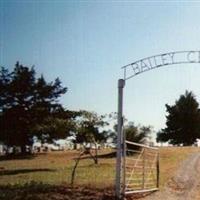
left=1, top=1, right=200, bottom=139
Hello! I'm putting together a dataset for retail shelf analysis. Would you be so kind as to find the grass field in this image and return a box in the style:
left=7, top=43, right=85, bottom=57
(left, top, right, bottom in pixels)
left=0, top=147, right=199, bottom=199
left=0, top=149, right=116, bottom=187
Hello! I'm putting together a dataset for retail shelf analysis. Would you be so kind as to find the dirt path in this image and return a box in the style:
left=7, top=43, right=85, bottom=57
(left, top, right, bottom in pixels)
left=143, top=152, right=200, bottom=200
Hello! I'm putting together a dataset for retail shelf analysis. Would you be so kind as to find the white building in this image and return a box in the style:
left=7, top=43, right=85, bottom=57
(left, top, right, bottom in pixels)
left=196, top=139, right=200, bottom=147
left=55, top=138, right=74, bottom=150
left=32, top=136, right=75, bottom=152
left=0, top=143, right=4, bottom=155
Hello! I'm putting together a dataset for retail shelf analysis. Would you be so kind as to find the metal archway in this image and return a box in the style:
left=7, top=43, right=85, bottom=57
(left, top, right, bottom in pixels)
left=116, top=50, right=200, bottom=199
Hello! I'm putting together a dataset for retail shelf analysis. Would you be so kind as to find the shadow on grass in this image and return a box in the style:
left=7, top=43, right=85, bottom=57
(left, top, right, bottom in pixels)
left=0, top=154, right=36, bottom=161
left=79, top=151, right=116, bottom=161
left=96, top=152, right=116, bottom=159
left=0, top=182, right=115, bottom=200
left=0, top=168, right=56, bottom=176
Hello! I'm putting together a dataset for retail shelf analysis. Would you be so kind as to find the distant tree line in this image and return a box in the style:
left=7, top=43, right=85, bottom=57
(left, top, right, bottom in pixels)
left=0, top=62, right=152, bottom=155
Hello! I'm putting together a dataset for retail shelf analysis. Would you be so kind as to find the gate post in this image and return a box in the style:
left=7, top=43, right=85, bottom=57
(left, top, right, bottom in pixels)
left=116, top=79, right=125, bottom=200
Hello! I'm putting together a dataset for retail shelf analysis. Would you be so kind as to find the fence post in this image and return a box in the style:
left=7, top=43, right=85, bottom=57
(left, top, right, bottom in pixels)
left=142, top=148, right=145, bottom=189
left=116, top=79, right=125, bottom=200
left=122, top=128, right=126, bottom=197
left=157, top=151, right=160, bottom=188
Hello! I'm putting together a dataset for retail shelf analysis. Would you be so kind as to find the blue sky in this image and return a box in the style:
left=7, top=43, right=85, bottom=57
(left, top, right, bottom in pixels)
left=1, top=1, right=200, bottom=136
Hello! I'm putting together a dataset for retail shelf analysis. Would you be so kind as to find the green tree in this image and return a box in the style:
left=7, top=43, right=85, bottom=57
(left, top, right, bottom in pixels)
left=33, top=109, right=79, bottom=143
left=157, top=91, right=200, bottom=146
left=125, top=122, right=151, bottom=143
left=75, top=110, right=108, bottom=144
left=75, top=110, right=109, bottom=164
left=108, top=112, right=151, bottom=146
left=0, top=62, right=72, bottom=153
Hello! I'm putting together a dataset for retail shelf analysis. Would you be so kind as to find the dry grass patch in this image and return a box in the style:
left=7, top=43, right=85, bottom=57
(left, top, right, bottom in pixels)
left=159, top=146, right=200, bottom=189
left=0, top=147, right=199, bottom=199
left=0, top=149, right=116, bottom=187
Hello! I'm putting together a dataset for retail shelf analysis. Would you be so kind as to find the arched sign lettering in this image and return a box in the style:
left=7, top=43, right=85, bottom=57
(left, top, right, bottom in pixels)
left=122, top=51, right=200, bottom=80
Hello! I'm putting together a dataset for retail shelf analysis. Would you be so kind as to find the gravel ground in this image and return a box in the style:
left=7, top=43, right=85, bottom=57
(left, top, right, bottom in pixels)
left=142, top=152, right=200, bottom=200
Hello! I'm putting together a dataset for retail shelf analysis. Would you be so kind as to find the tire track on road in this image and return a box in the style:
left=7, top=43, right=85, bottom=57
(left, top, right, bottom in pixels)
left=142, top=152, right=200, bottom=200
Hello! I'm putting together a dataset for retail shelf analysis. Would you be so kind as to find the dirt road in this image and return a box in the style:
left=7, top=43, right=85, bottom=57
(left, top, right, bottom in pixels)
left=143, top=152, right=200, bottom=200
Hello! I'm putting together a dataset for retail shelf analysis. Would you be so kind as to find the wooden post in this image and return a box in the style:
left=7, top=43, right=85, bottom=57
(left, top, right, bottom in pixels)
left=156, top=151, right=160, bottom=189
left=142, top=148, right=145, bottom=189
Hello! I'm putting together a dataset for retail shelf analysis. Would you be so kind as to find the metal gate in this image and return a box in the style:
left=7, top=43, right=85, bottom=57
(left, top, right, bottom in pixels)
left=124, top=140, right=159, bottom=196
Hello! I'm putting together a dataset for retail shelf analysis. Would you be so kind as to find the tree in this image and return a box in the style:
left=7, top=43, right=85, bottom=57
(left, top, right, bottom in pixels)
left=0, top=62, right=72, bottom=153
left=33, top=109, right=79, bottom=143
left=75, top=111, right=108, bottom=144
left=156, top=130, right=168, bottom=144
left=108, top=112, right=151, bottom=146
left=75, top=110, right=109, bottom=164
left=157, top=91, right=200, bottom=146
left=70, top=111, right=110, bottom=186
left=124, top=122, right=152, bottom=149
